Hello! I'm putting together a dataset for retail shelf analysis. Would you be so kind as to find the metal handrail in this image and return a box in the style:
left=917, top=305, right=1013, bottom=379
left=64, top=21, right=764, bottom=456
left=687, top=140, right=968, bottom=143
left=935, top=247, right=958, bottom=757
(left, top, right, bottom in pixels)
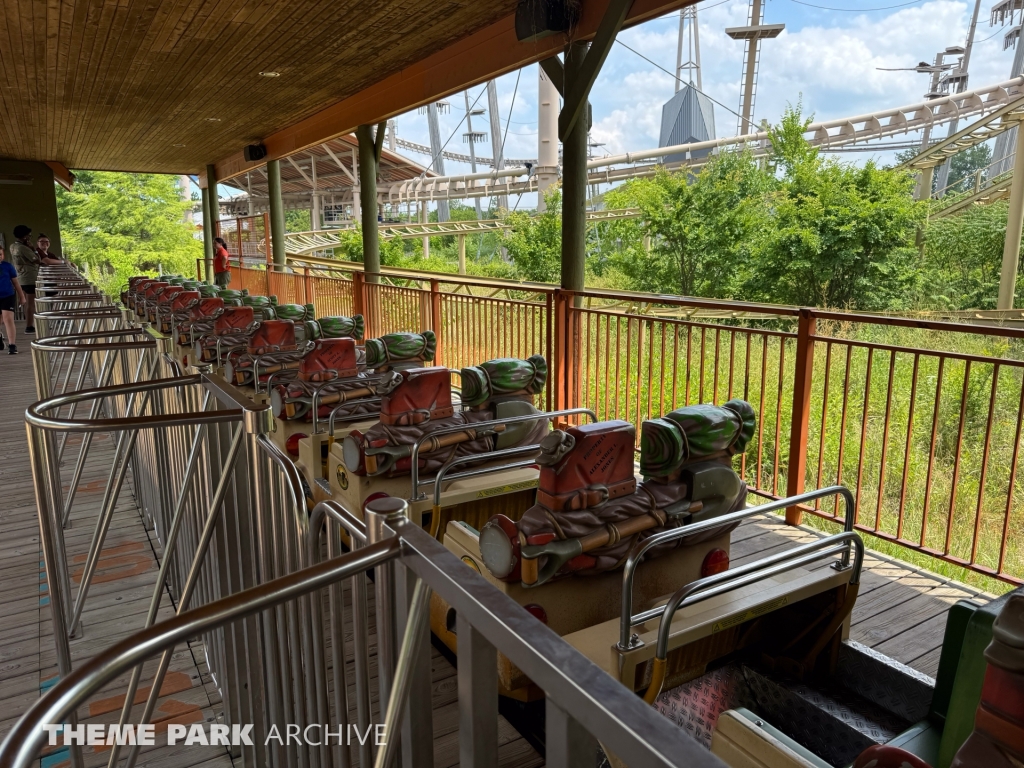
left=25, top=375, right=243, bottom=432
left=618, top=485, right=857, bottom=650
left=430, top=443, right=540, bottom=503
left=29, top=328, right=156, bottom=352
left=0, top=539, right=402, bottom=768
left=328, top=396, right=383, bottom=435
left=652, top=532, right=864, bottom=661
left=407, top=407, right=597, bottom=500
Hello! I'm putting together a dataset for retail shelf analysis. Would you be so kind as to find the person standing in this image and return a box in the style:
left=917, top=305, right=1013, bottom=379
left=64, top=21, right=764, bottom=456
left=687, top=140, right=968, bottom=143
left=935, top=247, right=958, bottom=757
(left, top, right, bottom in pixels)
left=35, top=234, right=63, bottom=298
left=35, top=234, right=62, bottom=265
left=0, top=243, right=27, bottom=354
left=9, top=225, right=39, bottom=333
left=213, top=237, right=231, bottom=289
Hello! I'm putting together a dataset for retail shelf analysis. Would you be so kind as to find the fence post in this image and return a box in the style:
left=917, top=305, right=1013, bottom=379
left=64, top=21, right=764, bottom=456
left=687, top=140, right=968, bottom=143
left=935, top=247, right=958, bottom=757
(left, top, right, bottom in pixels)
left=785, top=308, right=817, bottom=525
left=552, top=290, right=577, bottom=416
left=303, top=267, right=313, bottom=307
left=352, top=271, right=367, bottom=335
left=429, top=279, right=442, bottom=365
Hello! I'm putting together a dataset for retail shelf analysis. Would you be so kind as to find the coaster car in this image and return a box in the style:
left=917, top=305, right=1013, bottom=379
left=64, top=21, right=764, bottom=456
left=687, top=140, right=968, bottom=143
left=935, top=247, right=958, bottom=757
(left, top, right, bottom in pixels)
left=436, top=399, right=762, bottom=699
left=325, top=355, right=554, bottom=540
left=262, top=331, right=438, bottom=502
left=224, top=314, right=366, bottom=389
left=192, top=302, right=313, bottom=365
left=707, top=588, right=1024, bottom=768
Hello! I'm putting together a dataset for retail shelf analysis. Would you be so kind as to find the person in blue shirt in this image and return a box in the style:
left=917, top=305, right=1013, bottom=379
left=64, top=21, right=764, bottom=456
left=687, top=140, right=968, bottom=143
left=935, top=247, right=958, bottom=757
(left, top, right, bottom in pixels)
left=0, top=244, right=27, bottom=354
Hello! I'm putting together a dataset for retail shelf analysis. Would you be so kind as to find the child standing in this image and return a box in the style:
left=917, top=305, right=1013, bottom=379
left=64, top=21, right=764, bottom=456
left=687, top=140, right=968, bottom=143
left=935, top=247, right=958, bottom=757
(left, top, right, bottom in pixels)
left=0, top=244, right=27, bottom=354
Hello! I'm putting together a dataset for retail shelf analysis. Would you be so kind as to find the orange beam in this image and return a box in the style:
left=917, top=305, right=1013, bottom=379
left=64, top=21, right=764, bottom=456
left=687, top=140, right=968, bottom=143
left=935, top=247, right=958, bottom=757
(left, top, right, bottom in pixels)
left=46, top=162, right=74, bottom=190
left=209, top=0, right=694, bottom=183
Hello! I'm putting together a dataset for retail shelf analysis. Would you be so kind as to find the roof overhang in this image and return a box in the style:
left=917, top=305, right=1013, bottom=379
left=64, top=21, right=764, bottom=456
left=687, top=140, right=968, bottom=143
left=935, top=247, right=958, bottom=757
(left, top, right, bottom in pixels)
left=206, top=0, right=699, bottom=185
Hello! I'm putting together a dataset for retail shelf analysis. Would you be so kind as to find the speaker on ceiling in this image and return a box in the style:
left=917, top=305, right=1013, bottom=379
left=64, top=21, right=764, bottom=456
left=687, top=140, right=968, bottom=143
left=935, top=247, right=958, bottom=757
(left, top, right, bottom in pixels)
left=243, top=143, right=268, bottom=162
left=515, top=0, right=580, bottom=42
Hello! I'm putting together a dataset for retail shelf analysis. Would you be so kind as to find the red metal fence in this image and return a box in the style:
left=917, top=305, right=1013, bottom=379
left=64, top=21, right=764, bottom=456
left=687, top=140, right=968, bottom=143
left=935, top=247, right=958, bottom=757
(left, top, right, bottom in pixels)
left=215, top=214, right=271, bottom=263
left=200, top=260, right=1024, bottom=584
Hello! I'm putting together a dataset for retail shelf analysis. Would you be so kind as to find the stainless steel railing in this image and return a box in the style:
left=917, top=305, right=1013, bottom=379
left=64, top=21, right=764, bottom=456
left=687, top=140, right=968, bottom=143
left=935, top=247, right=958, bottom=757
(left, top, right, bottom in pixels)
left=618, top=485, right=859, bottom=651
left=15, top=273, right=725, bottom=768
left=2, top=497, right=720, bottom=768
left=25, top=291, right=326, bottom=768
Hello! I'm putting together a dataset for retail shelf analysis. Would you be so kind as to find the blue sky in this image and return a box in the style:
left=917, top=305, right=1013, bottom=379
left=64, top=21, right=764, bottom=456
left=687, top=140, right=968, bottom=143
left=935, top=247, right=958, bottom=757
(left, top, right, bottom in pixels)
left=388, top=0, right=1018, bottom=208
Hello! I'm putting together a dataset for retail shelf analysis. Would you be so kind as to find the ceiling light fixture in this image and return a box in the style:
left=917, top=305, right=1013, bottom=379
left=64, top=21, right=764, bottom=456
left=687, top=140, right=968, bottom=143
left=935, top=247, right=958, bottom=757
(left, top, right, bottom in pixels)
left=205, top=117, right=222, bottom=122
left=172, top=143, right=186, bottom=147
left=259, top=71, right=280, bottom=77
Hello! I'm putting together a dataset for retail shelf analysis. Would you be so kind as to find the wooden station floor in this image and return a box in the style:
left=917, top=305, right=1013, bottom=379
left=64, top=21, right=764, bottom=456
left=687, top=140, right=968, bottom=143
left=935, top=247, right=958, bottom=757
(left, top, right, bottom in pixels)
left=0, top=317, right=993, bottom=767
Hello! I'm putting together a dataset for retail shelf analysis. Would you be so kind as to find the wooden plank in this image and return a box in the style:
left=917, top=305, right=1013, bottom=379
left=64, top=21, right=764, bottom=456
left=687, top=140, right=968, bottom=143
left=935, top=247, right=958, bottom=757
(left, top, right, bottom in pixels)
left=872, top=610, right=950, bottom=670
left=851, top=586, right=967, bottom=648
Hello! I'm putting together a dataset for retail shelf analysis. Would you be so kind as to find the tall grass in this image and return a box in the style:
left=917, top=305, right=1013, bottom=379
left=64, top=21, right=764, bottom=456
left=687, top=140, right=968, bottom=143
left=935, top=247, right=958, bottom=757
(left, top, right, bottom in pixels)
left=574, top=310, right=1023, bottom=593
left=368, top=287, right=1022, bottom=593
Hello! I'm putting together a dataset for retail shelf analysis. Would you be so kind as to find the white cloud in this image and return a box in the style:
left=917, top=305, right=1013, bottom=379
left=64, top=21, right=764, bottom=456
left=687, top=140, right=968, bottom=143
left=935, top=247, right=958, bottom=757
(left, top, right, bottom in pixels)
left=387, top=0, right=1020, bottom=208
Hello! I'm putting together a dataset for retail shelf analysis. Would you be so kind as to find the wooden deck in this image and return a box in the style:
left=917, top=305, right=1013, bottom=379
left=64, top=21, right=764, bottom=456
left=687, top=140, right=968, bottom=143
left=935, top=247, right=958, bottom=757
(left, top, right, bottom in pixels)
left=0, top=316, right=993, bottom=767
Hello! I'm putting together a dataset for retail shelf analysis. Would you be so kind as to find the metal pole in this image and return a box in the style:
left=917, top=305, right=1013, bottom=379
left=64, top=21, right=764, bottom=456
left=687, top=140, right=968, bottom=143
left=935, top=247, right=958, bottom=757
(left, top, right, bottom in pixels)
left=364, top=497, right=411, bottom=725
left=675, top=9, right=685, bottom=93
left=916, top=165, right=934, bottom=202
left=458, top=234, right=467, bottom=275
left=561, top=42, right=590, bottom=296
left=421, top=203, right=430, bottom=259
left=426, top=103, right=450, bottom=223
left=486, top=81, right=507, bottom=211
left=201, top=186, right=214, bottom=284
left=206, top=163, right=220, bottom=257
left=464, top=91, right=484, bottom=222
left=373, top=579, right=431, bottom=768
left=693, top=7, right=702, bottom=92
left=268, top=159, right=287, bottom=267
left=27, top=424, right=84, bottom=768
left=105, top=393, right=212, bottom=768
left=123, top=425, right=246, bottom=768
left=357, top=124, right=381, bottom=282
left=738, top=0, right=763, bottom=132
left=311, top=153, right=321, bottom=232
left=998, top=121, right=1024, bottom=309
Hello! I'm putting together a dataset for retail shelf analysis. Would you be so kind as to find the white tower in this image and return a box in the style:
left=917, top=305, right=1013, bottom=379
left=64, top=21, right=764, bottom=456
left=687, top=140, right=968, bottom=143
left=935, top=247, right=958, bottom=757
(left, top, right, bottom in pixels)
left=537, top=66, right=560, bottom=212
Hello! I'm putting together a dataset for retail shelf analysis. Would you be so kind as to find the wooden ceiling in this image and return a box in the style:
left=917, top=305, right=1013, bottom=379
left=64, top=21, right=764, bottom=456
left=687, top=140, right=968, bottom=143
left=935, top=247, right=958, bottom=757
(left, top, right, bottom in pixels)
left=0, top=0, right=518, bottom=174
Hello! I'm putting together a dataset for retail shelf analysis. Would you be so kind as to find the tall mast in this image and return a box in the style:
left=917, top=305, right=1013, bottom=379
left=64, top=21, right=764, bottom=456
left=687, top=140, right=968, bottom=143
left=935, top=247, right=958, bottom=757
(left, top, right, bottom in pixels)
left=426, top=102, right=450, bottom=222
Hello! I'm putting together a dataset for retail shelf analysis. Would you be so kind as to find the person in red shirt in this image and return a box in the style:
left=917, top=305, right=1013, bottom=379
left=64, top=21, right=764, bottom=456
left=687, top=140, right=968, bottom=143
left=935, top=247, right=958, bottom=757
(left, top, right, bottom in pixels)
left=213, top=237, right=231, bottom=288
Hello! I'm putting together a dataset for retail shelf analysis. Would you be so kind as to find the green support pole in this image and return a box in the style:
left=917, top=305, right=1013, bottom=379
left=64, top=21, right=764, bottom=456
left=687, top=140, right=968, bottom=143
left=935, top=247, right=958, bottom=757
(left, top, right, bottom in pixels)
left=560, top=41, right=590, bottom=298
left=206, top=163, right=220, bottom=240
left=200, top=186, right=214, bottom=284
left=356, top=124, right=381, bottom=283
left=268, top=159, right=286, bottom=267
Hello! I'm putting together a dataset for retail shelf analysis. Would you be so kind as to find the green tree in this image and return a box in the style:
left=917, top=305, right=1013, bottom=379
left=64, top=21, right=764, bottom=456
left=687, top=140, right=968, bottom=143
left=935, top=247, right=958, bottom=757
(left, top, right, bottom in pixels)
left=941, top=144, right=993, bottom=195
left=56, top=171, right=202, bottom=295
left=745, top=106, right=925, bottom=309
left=920, top=200, right=1019, bottom=309
left=606, top=151, right=773, bottom=297
left=893, top=143, right=992, bottom=196
left=285, top=209, right=311, bottom=232
left=500, top=189, right=563, bottom=282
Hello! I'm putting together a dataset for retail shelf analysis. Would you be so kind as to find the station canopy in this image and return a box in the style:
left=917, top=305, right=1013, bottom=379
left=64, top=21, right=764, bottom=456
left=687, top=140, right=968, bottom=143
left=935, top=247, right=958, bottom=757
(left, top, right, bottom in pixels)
left=0, top=0, right=694, bottom=182
left=218, top=135, right=432, bottom=214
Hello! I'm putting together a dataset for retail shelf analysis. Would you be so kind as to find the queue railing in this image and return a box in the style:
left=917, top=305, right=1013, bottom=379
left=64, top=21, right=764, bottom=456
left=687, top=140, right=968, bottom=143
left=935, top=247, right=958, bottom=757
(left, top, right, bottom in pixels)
left=1, top=497, right=719, bottom=768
